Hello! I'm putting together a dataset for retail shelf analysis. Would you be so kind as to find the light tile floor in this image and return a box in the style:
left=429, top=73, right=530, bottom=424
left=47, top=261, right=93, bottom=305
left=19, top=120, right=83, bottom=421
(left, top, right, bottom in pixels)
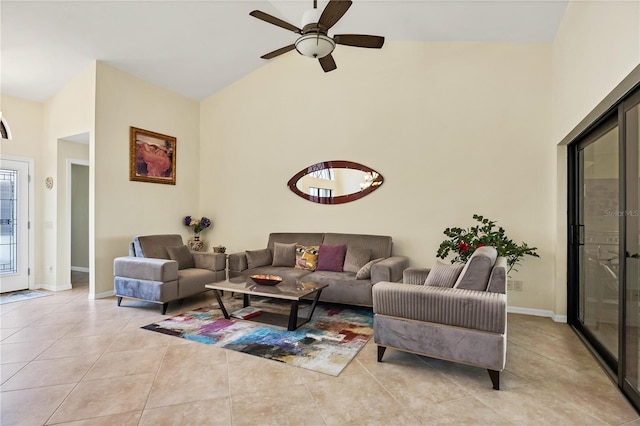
left=0, top=282, right=638, bottom=425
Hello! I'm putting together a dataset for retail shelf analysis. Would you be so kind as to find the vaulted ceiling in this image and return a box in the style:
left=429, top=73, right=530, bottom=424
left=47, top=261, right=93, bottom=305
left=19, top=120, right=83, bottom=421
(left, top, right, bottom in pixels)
left=1, top=0, right=568, bottom=103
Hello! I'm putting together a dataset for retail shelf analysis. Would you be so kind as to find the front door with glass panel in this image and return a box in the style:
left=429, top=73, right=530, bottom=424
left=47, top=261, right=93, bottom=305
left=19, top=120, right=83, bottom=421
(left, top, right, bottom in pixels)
left=0, top=159, right=30, bottom=292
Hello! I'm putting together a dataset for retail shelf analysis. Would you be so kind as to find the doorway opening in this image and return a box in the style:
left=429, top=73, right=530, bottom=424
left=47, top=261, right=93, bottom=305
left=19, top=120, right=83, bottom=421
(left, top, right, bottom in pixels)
left=69, top=161, right=89, bottom=288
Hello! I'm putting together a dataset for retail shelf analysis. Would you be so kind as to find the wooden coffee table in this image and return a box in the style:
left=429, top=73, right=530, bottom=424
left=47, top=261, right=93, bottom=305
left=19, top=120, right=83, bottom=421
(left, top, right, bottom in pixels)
left=205, top=277, right=328, bottom=331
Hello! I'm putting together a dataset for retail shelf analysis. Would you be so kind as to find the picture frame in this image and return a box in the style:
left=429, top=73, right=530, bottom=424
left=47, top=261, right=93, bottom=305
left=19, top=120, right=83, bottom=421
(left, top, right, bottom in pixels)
left=129, top=127, right=176, bottom=185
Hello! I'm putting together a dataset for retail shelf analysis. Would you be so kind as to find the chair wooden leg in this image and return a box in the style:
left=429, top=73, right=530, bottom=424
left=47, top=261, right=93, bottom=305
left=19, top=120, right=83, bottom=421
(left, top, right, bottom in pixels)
left=488, top=369, right=500, bottom=390
left=117, top=296, right=122, bottom=306
left=161, top=303, right=169, bottom=315
left=377, top=345, right=387, bottom=362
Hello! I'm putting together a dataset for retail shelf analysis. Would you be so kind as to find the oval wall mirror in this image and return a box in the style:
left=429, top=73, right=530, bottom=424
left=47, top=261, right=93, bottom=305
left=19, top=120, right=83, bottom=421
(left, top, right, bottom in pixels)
left=287, top=160, right=384, bottom=204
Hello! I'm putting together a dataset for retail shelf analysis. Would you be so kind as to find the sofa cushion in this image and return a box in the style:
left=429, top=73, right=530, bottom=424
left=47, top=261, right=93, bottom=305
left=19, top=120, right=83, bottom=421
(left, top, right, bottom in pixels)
left=424, top=261, right=464, bottom=288
left=246, top=248, right=272, bottom=269
left=356, top=258, right=383, bottom=279
left=177, top=268, right=218, bottom=296
left=316, top=244, right=347, bottom=272
left=295, top=244, right=319, bottom=271
left=134, top=234, right=183, bottom=259
left=272, top=242, right=296, bottom=267
left=454, top=246, right=498, bottom=291
left=303, top=270, right=373, bottom=306
left=166, top=245, right=195, bottom=270
left=323, top=233, right=392, bottom=260
left=267, top=233, right=324, bottom=252
left=486, top=257, right=508, bottom=294
left=343, top=246, right=371, bottom=273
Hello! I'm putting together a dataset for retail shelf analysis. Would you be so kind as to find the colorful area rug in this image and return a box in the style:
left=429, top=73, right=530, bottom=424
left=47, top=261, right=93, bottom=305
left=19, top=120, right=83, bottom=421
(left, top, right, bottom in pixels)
left=0, top=289, right=52, bottom=304
left=142, top=299, right=373, bottom=376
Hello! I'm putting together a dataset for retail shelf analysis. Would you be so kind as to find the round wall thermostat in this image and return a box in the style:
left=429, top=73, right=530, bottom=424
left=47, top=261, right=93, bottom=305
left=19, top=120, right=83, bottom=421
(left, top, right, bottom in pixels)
left=45, top=176, right=54, bottom=190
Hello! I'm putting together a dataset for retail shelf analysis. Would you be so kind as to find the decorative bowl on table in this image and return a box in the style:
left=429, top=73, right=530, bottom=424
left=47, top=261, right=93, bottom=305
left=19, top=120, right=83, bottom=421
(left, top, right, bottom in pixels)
left=249, top=274, right=283, bottom=286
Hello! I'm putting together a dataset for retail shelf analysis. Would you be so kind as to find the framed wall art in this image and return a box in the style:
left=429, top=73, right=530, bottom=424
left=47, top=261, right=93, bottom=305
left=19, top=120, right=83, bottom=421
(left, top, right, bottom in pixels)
left=129, top=127, right=176, bottom=185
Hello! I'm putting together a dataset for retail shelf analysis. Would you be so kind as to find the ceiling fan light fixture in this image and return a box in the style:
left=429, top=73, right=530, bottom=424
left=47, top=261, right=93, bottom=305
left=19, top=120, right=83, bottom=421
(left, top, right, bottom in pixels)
left=295, top=34, right=335, bottom=58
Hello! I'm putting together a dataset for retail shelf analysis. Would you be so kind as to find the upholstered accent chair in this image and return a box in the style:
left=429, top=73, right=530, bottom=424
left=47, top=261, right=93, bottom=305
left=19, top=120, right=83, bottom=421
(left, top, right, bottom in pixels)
left=114, top=234, right=226, bottom=314
left=372, top=247, right=507, bottom=390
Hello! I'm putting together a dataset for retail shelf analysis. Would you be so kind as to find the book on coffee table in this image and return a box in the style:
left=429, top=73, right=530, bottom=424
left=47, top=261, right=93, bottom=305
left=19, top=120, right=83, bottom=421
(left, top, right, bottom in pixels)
left=230, top=306, right=262, bottom=319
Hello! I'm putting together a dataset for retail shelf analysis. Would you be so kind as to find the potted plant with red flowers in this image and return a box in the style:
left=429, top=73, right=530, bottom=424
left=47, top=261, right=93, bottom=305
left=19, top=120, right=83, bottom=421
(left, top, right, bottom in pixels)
left=436, top=214, right=539, bottom=273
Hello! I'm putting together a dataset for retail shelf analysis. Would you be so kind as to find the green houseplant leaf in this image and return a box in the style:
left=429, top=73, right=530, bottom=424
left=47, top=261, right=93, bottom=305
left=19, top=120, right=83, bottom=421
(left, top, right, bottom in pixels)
left=437, top=214, right=539, bottom=273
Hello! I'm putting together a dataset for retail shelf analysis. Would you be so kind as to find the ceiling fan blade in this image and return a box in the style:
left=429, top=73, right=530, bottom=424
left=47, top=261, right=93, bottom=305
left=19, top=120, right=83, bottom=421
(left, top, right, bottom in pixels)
left=249, top=10, right=302, bottom=34
left=318, top=0, right=352, bottom=30
left=334, top=34, right=385, bottom=49
left=261, top=44, right=296, bottom=60
left=319, top=54, right=337, bottom=72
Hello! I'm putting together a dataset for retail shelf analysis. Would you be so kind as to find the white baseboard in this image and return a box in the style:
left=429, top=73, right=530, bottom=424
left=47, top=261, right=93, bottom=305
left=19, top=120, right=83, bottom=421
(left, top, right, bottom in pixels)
left=507, top=306, right=567, bottom=323
left=71, top=266, right=89, bottom=273
left=37, top=284, right=72, bottom=292
left=91, top=289, right=115, bottom=300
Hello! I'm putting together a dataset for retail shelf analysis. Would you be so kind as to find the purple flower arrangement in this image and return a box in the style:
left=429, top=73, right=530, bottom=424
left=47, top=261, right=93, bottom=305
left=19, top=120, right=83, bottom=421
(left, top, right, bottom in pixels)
left=183, top=216, right=212, bottom=234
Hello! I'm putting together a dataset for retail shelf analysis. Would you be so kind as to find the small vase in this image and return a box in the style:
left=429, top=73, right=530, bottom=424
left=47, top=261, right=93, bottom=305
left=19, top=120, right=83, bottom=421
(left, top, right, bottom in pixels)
left=194, top=233, right=200, bottom=241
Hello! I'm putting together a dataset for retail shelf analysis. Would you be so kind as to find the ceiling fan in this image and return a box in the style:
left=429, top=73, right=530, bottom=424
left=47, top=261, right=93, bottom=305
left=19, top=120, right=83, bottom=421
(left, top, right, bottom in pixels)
left=250, top=0, right=385, bottom=72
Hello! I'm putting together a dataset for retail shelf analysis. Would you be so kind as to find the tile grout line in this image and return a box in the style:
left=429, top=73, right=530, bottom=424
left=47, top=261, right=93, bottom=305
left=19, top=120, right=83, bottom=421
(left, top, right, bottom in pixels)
left=0, top=294, right=79, bottom=391
left=42, top=296, right=124, bottom=425
left=136, top=339, right=171, bottom=425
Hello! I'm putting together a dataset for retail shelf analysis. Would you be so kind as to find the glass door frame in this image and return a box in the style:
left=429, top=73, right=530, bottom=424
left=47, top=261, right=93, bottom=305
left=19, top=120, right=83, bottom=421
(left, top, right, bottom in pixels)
left=621, top=88, right=640, bottom=409
left=568, top=84, right=640, bottom=412
left=568, top=111, right=621, bottom=375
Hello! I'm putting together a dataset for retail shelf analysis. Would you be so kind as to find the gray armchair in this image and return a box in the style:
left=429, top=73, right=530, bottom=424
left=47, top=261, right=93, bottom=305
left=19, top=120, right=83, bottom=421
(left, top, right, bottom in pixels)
left=114, top=234, right=226, bottom=314
left=372, top=247, right=507, bottom=390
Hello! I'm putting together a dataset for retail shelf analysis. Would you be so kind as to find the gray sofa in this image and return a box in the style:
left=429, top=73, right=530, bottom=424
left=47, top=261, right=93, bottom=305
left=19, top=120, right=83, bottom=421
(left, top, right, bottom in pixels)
left=114, top=234, right=226, bottom=314
left=228, top=232, right=409, bottom=307
left=372, top=247, right=507, bottom=389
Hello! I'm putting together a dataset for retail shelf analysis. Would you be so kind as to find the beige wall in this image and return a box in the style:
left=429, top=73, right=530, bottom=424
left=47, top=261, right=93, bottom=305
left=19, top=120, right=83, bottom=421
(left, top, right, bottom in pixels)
left=552, top=0, right=640, bottom=143
left=0, top=95, right=45, bottom=283
left=3, top=0, right=638, bottom=318
left=43, top=62, right=96, bottom=290
left=93, top=63, right=200, bottom=296
left=200, top=41, right=555, bottom=312
left=551, top=0, right=640, bottom=317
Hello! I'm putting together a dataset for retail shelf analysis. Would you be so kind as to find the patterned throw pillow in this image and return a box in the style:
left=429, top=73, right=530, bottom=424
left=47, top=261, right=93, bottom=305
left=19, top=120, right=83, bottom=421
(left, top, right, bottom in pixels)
left=295, top=244, right=319, bottom=271
left=424, top=260, right=464, bottom=288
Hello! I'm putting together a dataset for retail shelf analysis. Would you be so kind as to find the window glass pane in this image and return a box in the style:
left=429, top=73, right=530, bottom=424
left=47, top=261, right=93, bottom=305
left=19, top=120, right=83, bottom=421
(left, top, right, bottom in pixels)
left=0, top=169, right=18, bottom=275
left=580, top=126, right=619, bottom=359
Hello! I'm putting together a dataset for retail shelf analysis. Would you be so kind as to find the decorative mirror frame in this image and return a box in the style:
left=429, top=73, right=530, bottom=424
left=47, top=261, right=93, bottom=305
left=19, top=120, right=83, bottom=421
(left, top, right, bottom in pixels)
left=287, top=160, right=384, bottom=205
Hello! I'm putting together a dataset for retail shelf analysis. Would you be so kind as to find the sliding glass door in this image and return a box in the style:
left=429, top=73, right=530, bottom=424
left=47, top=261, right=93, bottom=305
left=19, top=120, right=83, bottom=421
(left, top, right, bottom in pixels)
left=623, top=91, right=640, bottom=407
left=572, top=117, right=620, bottom=369
left=569, top=86, right=640, bottom=410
